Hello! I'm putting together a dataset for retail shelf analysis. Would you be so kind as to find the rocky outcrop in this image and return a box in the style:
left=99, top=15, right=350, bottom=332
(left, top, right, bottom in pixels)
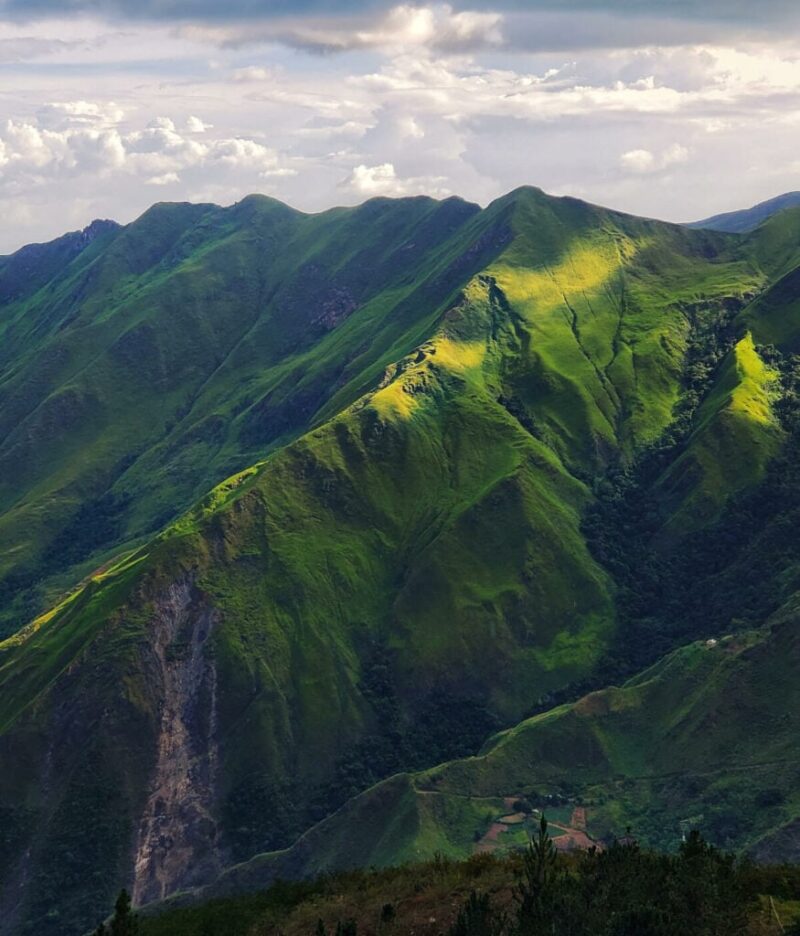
left=132, top=580, right=222, bottom=906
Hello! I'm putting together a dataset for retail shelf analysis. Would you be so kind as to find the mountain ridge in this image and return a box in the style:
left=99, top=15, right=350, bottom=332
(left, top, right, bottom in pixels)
left=689, top=190, right=800, bottom=234
left=1, top=185, right=800, bottom=935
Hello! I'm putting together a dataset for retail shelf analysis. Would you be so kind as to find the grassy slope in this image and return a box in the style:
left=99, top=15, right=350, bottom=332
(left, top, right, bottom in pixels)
left=650, top=208, right=800, bottom=530
left=0, top=188, right=794, bottom=935
left=656, top=332, right=783, bottom=529
left=428, top=599, right=800, bottom=853
left=738, top=209, right=800, bottom=352
left=0, top=193, right=502, bottom=634
left=200, top=593, right=800, bottom=902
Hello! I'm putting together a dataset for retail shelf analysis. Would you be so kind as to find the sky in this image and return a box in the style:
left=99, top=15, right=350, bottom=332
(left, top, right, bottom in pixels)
left=1, top=0, right=800, bottom=252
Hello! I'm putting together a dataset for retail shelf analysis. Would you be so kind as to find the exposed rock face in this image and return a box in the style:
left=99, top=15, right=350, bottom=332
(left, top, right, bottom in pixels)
left=312, top=286, right=358, bottom=330
left=133, top=580, right=222, bottom=906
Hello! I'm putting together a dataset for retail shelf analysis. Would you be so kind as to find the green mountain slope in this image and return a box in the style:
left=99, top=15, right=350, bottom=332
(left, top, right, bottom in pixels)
left=0, top=193, right=508, bottom=635
left=190, top=594, right=800, bottom=904
left=0, top=187, right=798, bottom=936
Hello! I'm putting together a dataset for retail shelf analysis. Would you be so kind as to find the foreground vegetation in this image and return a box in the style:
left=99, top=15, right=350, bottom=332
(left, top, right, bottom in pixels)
left=94, top=824, right=800, bottom=935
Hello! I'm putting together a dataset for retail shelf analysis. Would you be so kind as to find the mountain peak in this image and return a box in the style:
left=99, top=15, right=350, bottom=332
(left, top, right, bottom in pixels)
left=79, top=218, right=120, bottom=244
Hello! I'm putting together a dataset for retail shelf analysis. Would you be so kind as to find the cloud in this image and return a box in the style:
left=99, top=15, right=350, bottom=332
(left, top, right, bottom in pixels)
left=186, top=115, right=211, bottom=132
left=36, top=100, right=124, bottom=131
left=2, top=3, right=800, bottom=253
left=0, top=119, right=126, bottom=177
left=0, top=0, right=798, bottom=26
left=233, top=66, right=274, bottom=82
left=344, top=161, right=449, bottom=197
left=0, top=106, right=293, bottom=189
left=183, top=4, right=504, bottom=53
left=346, top=162, right=398, bottom=194
left=619, top=148, right=655, bottom=173
left=275, top=4, right=504, bottom=54
left=0, top=35, right=85, bottom=62
left=620, top=142, right=690, bottom=174
left=2, top=2, right=800, bottom=60
left=295, top=119, right=371, bottom=140
left=396, top=115, right=424, bottom=139
left=146, top=171, right=179, bottom=185
left=205, top=136, right=288, bottom=175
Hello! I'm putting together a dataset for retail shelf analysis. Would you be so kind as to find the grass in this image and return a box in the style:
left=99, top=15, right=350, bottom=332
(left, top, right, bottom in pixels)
left=657, top=333, right=783, bottom=529
left=3, top=186, right=800, bottom=935
left=198, top=609, right=798, bottom=896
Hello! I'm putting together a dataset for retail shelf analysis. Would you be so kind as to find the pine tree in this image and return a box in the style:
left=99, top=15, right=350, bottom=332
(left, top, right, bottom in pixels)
left=109, top=889, right=138, bottom=936
left=448, top=890, right=505, bottom=936
left=513, top=815, right=560, bottom=935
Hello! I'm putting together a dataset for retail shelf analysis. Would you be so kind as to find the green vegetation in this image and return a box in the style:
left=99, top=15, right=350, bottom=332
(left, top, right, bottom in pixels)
left=93, top=889, right=139, bottom=936
left=91, top=830, right=800, bottom=935
left=2, top=187, right=800, bottom=936
left=192, top=596, right=799, bottom=898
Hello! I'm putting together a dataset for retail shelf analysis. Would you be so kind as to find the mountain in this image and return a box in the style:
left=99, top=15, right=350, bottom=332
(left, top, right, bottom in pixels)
left=199, top=595, right=799, bottom=905
left=0, top=193, right=503, bottom=637
left=1, top=188, right=800, bottom=936
left=689, top=190, right=800, bottom=234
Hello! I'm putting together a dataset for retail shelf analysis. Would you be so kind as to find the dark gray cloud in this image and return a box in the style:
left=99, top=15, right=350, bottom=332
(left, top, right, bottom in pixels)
left=1, top=0, right=798, bottom=26
left=4, top=1, right=800, bottom=61
left=497, top=10, right=795, bottom=53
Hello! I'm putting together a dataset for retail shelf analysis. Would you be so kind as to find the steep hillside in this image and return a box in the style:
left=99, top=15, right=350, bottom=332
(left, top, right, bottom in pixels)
left=0, top=187, right=797, bottom=936
left=190, top=594, right=800, bottom=904
left=0, top=193, right=502, bottom=636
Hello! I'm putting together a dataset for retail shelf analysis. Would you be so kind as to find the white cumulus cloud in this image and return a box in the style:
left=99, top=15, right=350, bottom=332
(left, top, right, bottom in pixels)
left=0, top=108, right=295, bottom=191
left=345, top=161, right=449, bottom=197
left=186, top=115, right=211, bottom=133
left=620, top=142, right=690, bottom=174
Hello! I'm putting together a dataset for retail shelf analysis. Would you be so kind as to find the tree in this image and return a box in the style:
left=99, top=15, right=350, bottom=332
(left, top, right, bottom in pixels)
left=672, top=830, right=753, bottom=935
left=513, top=815, right=561, bottom=935
left=448, top=890, right=506, bottom=936
left=110, top=890, right=138, bottom=936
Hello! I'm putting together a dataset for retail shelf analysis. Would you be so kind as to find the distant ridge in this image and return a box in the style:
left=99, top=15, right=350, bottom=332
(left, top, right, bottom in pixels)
left=689, top=190, right=800, bottom=233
